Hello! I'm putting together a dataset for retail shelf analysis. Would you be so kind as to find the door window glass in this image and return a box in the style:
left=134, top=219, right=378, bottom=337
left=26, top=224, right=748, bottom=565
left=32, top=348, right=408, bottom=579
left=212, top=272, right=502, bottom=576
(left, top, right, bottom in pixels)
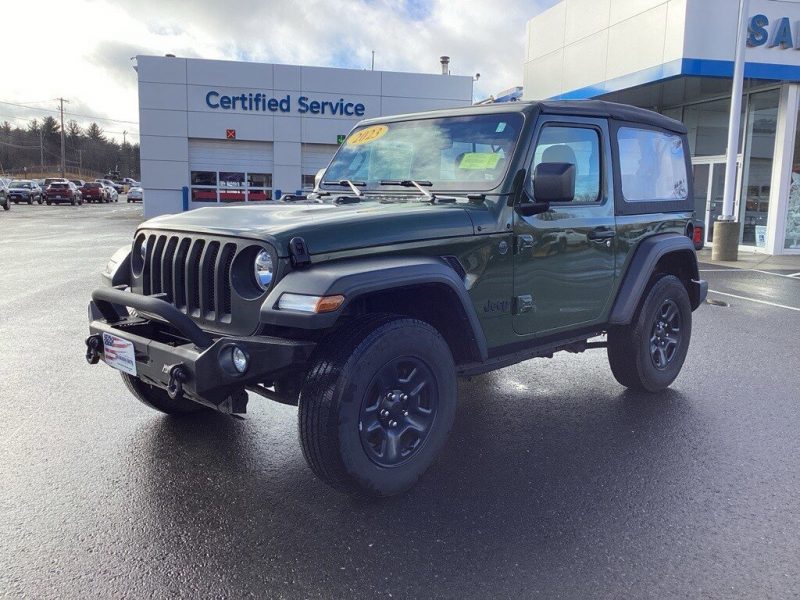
left=531, top=126, right=601, bottom=203
left=618, top=127, right=688, bottom=202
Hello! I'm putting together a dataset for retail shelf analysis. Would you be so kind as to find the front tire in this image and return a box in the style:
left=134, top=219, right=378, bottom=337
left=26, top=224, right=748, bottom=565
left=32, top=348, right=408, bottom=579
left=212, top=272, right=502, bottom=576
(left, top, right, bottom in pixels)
left=120, top=372, right=207, bottom=415
left=607, top=275, right=692, bottom=392
left=299, top=314, right=457, bottom=497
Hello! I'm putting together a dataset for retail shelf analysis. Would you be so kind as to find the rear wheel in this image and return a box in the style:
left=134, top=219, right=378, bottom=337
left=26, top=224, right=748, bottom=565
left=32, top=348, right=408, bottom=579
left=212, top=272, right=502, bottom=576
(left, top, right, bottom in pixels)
left=121, top=372, right=207, bottom=415
left=2, top=201, right=9, bottom=211
left=607, top=275, right=692, bottom=392
left=299, top=315, right=457, bottom=497
left=27, top=196, right=33, bottom=205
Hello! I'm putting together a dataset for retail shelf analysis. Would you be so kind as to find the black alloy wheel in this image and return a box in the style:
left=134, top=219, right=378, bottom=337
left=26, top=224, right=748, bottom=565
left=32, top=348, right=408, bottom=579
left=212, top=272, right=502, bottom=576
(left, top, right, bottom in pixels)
left=359, top=356, right=439, bottom=468
left=649, top=299, right=682, bottom=370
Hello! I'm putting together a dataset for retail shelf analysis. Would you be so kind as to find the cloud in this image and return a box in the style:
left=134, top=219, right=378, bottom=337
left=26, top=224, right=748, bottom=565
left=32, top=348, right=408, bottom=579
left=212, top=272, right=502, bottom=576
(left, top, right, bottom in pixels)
left=2, top=0, right=558, bottom=142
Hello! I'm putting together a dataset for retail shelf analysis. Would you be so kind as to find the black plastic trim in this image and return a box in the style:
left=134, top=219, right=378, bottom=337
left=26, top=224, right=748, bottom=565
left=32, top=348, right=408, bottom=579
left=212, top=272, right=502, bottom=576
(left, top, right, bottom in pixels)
left=608, top=233, right=703, bottom=325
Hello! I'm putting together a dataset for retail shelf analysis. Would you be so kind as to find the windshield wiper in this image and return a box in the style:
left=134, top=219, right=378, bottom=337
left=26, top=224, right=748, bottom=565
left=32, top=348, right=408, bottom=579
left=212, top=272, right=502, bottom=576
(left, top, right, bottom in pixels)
left=379, top=179, right=435, bottom=202
left=322, top=179, right=365, bottom=196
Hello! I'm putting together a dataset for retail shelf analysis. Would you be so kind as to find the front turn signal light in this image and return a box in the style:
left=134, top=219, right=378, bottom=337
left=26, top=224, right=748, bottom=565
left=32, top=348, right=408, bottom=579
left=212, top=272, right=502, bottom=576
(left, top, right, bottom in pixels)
left=278, top=293, right=345, bottom=313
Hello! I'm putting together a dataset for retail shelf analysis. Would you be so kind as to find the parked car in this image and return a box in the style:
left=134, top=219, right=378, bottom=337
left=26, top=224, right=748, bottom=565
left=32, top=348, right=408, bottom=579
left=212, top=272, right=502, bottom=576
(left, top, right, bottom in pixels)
left=8, top=180, right=43, bottom=204
left=102, top=184, right=119, bottom=202
left=44, top=177, right=68, bottom=188
left=85, top=100, right=708, bottom=497
left=0, top=180, right=9, bottom=211
left=96, top=178, right=124, bottom=194
left=126, top=186, right=143, bottom=202
left=81, top=182, right=109, bottom=203
left=45, top=181, right=83, bottom=205
left=123, top=177, right=140, bottom=187
left=70, top=179, right=85, bottom=189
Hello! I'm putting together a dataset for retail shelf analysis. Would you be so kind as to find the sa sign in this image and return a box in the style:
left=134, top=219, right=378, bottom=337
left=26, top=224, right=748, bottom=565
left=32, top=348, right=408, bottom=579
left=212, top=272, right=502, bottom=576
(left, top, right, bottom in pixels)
left=226, top=129, right=236, bottom=139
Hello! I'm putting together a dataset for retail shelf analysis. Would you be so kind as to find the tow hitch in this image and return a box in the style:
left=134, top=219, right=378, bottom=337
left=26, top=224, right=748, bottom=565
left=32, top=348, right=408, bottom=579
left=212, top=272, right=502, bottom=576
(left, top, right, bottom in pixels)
left=85, top=335, right=102, bottom=364
left=164, top=364, right=188, bottom=400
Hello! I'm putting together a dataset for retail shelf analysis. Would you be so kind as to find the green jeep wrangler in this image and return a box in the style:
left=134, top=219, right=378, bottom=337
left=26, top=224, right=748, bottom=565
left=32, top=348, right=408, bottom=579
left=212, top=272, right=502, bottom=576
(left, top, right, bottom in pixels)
left=86, top=100, right=707, bottom=497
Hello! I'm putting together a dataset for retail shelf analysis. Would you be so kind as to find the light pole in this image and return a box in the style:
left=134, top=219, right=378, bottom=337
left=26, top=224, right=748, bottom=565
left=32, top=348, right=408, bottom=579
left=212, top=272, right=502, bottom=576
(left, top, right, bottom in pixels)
left=713, top=0, right=748, bottom=261
left=58, top=97, right=69, bottom=178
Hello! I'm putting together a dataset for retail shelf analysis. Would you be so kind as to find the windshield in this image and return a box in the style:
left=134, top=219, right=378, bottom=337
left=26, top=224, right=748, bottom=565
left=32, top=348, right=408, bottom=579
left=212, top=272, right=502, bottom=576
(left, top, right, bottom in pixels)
left=11, top=181, right=30, bottom=188
left=323, top=113, right=524, bottom=193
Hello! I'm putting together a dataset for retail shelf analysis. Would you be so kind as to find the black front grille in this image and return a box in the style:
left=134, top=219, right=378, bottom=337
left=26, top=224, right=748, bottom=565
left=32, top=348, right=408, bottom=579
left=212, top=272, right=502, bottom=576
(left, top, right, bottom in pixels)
left=142, top=233, right=238, bottom=324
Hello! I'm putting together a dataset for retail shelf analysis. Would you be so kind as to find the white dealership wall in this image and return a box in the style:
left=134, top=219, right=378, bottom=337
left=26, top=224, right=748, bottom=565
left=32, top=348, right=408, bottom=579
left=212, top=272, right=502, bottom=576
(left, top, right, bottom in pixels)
left=523, top=0, right=800, bottom=100
left=137, top=55, right=473, bottom=217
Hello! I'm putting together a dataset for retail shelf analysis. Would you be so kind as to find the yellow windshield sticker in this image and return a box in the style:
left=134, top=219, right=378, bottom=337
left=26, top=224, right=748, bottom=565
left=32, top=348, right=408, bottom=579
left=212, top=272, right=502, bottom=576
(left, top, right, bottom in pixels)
left=347, top=125, right=389, bottom=146
left=458, top=152, right=502, bottom=169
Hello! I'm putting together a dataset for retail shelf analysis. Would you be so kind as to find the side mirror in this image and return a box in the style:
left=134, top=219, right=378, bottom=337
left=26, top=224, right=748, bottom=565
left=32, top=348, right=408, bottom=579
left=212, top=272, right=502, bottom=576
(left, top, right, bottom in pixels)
left=532, top=162, right=575, bottom=203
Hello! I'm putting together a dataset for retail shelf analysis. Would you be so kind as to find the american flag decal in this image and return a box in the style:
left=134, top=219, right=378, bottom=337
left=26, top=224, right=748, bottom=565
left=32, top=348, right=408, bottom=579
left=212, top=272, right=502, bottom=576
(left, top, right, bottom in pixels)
left=101, top=333, right=137, bottom=376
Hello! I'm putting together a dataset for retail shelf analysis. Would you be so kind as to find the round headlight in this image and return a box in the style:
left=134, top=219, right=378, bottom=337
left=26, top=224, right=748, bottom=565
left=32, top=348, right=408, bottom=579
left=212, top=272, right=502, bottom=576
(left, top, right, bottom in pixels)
left=254, top=249, right=274, bottom=290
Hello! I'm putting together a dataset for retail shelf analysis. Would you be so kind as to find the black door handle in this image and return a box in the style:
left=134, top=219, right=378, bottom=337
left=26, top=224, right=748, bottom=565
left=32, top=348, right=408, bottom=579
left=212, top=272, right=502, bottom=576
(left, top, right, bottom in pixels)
left=587, top=228, right=616, bottom=241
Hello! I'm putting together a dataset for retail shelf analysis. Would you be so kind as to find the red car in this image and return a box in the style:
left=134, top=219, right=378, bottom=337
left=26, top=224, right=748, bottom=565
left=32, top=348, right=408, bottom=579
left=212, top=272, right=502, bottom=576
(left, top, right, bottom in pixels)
left=81, top=182, right=109, bottom=203
left=45, top=182, right=83, bottom=206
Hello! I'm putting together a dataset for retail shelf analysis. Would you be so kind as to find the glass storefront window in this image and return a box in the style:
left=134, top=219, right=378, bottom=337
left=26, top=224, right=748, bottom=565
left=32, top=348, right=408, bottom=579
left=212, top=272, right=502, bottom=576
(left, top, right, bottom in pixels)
left=683, top=98, right=745, bottom=157
left=740, top=89, right=779, bottom=246
left=190, top=170, right=273, bottom=203
left=785, top=107, right=800, bottom=250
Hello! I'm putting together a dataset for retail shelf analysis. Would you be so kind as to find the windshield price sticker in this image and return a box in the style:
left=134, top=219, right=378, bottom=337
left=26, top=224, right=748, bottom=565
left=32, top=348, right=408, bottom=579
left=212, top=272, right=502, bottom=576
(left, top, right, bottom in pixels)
left=459, top=152, right=502, bottom=170
left=347, top=125, right=389, bottom=146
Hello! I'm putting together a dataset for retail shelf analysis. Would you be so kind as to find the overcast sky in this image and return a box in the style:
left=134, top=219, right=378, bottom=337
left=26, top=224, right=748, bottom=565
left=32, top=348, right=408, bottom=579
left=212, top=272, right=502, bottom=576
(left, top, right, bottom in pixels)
left=1, top=0, right=557, bottom=143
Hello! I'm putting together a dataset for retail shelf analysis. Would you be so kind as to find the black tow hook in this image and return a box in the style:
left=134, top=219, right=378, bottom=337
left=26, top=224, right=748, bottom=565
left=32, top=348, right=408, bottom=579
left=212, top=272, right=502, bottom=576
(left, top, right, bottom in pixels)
left=166, top=364, right=188, bottom=400
left=85, top=335, right=102, bottom=364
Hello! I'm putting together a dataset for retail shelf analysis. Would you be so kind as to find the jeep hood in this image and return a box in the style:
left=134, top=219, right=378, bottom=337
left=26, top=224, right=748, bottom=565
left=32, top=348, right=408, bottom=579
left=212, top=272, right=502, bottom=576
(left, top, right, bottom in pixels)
left=141, top=202, right=477, bottom=257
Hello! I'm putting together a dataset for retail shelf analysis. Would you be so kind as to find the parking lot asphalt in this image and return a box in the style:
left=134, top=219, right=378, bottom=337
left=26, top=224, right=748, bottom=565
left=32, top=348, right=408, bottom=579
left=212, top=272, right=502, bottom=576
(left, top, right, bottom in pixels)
left=1, top=203, right=799, bottom=599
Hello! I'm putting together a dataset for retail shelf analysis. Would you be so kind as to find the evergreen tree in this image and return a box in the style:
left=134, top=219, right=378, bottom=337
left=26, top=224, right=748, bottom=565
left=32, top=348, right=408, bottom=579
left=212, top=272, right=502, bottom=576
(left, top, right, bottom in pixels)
left=86, top=122, right=105, bottom=141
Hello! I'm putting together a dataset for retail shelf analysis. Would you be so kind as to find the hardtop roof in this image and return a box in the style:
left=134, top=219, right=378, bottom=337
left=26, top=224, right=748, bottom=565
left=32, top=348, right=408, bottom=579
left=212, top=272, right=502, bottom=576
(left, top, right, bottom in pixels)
left=358, top=99, right=687, bottom=134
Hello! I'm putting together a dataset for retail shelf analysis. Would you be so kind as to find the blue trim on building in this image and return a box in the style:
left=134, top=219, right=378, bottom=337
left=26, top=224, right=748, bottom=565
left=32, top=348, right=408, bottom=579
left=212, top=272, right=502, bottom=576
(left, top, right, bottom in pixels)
left=548, top=57, right=800, bottom=100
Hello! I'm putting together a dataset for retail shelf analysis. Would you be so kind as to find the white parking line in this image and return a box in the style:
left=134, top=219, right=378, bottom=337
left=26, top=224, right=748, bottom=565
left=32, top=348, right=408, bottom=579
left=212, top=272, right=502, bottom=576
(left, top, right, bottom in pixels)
left=708, top=289, right=800, bottom=312
left=752, top=269, right=800, bottom=279
left=699, top=268, right=747, bottom=272
left=700, top=268, right=800, bottom=279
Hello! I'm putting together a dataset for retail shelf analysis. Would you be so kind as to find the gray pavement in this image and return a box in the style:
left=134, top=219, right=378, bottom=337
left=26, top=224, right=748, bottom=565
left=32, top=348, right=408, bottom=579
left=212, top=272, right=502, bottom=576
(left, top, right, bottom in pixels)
left=1, top=203, right=799, bottom=599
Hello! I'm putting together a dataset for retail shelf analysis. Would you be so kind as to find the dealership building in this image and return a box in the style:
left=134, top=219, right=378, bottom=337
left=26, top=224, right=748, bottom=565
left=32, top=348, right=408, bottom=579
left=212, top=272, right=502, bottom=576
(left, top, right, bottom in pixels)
left=136, top=55, right=473, bottom=217
left=524, top=0, right=800, bottom=255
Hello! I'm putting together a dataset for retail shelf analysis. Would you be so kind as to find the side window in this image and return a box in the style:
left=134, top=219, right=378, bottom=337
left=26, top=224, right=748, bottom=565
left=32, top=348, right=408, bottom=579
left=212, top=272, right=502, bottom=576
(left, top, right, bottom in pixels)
left=618, top=127, right=688, bottom=202
left=532, top=125, right=601, bottom=204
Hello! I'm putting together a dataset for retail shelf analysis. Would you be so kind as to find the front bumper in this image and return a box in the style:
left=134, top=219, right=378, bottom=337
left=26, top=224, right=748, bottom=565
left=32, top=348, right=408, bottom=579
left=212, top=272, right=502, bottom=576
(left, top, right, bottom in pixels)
left=86, top=287, right=315, bottom=407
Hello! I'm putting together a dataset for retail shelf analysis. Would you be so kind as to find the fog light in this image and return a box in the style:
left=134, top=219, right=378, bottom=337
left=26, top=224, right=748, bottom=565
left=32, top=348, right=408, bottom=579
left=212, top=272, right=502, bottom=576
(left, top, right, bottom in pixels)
left=232, top=346, right=249, bottom=373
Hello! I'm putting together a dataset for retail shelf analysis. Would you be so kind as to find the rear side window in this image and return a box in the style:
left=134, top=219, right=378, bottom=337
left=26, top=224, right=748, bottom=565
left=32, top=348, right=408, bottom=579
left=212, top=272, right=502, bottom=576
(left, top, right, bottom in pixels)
left=618, top=127, right=688, bottom=202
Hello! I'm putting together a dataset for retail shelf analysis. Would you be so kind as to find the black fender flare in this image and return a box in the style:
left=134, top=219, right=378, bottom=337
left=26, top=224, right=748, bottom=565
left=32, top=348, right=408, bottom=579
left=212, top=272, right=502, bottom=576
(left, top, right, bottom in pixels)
left=261, top=256, right=488, bottom=361
left=608, top=233, right=706, bottom=325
